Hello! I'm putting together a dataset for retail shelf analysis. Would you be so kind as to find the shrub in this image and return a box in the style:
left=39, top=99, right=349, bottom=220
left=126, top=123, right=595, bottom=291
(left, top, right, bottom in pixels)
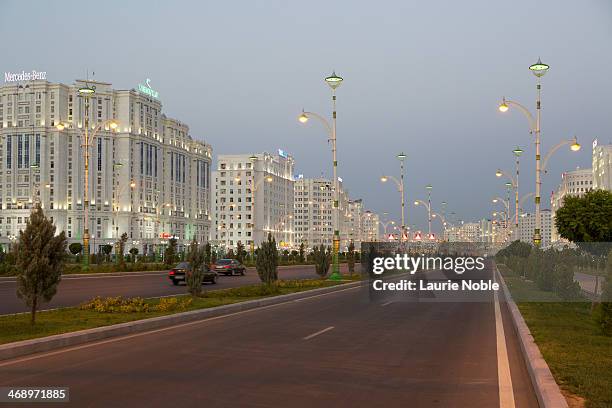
left=155, top=297, right=192, bottom=312
left=553, top=263, right=581, bottom=300
left=79, top=296, right=150, bottom=313
left=256, top=233, right=278, bottom=285
left=69, top=243, right=83, bottom=255
left=312, top=244, right=331, bottom=278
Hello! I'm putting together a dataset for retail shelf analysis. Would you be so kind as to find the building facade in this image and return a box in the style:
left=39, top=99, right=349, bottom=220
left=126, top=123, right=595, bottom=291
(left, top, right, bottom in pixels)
left=293, top=176, right=350, bottom=250
left=550, top=167, right=593, bottom=243
left=517, top=209, right=552, bottom=248
left=592, top=139, right=612, bottom=191
left=212, top=151, right=295, bottom=251
left=0, top=78, right=212, bottom=254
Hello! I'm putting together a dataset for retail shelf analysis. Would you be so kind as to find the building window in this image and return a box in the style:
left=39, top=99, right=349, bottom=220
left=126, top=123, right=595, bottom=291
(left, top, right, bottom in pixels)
left=97, top=138, right=102, bottom=171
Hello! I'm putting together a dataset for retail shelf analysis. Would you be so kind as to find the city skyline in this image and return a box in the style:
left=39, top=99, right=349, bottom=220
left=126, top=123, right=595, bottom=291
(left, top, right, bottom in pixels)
left=2, top=0, right=611, bottom=232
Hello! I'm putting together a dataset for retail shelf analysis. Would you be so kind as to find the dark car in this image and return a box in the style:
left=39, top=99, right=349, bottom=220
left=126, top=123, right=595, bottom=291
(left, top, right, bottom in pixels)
left=213, top=259, right=246, bottom=276
left=168, top=262, right=218, bottom=286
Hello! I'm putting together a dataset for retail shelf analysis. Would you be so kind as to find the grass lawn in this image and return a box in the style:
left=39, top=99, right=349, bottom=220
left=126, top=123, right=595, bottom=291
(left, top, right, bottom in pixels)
left=500, top=265, right=612, bottom=408
left=0, top=276, right=359, bottom=346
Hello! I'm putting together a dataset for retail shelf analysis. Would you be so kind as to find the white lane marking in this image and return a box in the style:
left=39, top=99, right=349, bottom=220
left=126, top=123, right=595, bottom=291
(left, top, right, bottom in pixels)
left=0, top=285, right=359, bottom=367
left=381, top=301, right=393, bottom=307
left=494, top=270, right=516, bottom=408
left=303, top=326, right=335, bottom=340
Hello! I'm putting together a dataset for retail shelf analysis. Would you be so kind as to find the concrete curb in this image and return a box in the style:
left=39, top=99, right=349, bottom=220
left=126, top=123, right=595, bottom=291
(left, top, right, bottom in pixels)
left=0, top=280, right=362, bottom=362
left=496, top=267, right=569, bottom=408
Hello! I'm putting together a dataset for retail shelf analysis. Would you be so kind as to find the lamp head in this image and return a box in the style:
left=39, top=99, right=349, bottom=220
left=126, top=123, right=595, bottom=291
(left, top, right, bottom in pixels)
left=498, top=98, right=509, bottom=113
left=234, top=176, right=241, bottom=182
left=397, top=152, right=406, bottom=160
left=130, top=180, right=136, bottom=188
left=78, top=85, right=96, bottom=96
left=265, top=176, right=273, bottom=183
left=324, top=71, right=343, bottom=90
left=414, top=201, right=419, bottom=206
left=529, top=58, right=549, bottom=78
left=492, top=198, right=498, bottom=203
left=570, top=138, right=581, bottom=152
left=56, top=122, right=65, bottom=131
left=109, top=121, right=118, bottom=130
left=513, top=146, right=523, bottom=156
left=425, top=184, right=432, bottom=190
left=495, top=169, right=503, bottom=178
left=380, top=176, right=388, bottom=183
left=505, top=182, right=513, bottom=188
left=298, top=111, right=309, bottom=123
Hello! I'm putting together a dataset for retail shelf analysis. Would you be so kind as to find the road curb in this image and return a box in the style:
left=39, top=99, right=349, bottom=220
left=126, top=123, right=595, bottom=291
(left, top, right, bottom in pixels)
left=0, top=280, right=362, bottom=362
left=496, top=267, right=569, bottom=408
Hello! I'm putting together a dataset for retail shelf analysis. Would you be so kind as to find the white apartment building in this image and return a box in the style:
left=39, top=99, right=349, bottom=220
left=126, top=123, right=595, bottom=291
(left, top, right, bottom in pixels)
left=293, top=176, right=350, bottom=250
left=361, top=210, right=380, bottom=243
left=347, top=199, right=364, bottom=246
left=0, top=78, right=212, bottom=255
left=592, top=139, right=612, bottom=191
left=212, top=151, right=295, bottom=251
left=550, top=167, right=593, bottom=242
left=518, top=209, right=552, bottom=248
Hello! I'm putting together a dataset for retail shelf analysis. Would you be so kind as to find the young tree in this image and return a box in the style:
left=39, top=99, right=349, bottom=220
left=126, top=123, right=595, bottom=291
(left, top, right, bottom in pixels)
left=129, top=247, right=139, bottom=263
left=347, top=241, right=356, bottom=276
left=204, top=242, right=212, bottom=269
left=186, top=237, right=205, bottom=296
left=15, top=205, right=67, bottom=324
left=299, top=242, right=305, bottom=263
left=256, top=233, right=278, bottom=284
left=312, top=244, right=331, bottom=278
left=116, top=232, right=128, bottom=268
left=101, top=244, right=113, bottom=262
left=226, top=248, right=235, bottom=259
left=553, top=263, right=581, bottom=300
left=68, top=242, right=83, bottom=256
left=164, top=238, right=177, bottom=266
left=236, top=241, right=246, bottom=264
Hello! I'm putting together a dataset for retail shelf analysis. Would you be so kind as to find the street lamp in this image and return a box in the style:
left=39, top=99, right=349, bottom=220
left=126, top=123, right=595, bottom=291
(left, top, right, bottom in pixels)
left=512, top=146, right=523, bottom=235
left=56, top=84, right=120, bottom=270
left=542, top=136, right=582, bottom=173
left=414, top=198, right=432, bottom=238
left=380, top=152, right=407, bottom=240
left=498, top=57, right=549, bottom=246
left=298, top=71, right=343, bottom=281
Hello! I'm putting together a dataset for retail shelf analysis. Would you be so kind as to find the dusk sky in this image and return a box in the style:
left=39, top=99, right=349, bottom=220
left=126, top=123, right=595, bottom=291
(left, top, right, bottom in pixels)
left=2, top=0, right=611, bottom=232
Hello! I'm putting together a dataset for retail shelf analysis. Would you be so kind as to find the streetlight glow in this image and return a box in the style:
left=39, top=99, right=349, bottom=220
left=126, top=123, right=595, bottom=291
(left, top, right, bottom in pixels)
left=56, top=122, right=65, bottom=131
left=380, top=176, right=388, bottom=183
left=498, top=100, right=509, bottom=112
left=78, top=85, right=96, bottom=96
left=496, top=169, right=503, bottom=178
left=570, top=138, right=581, bottom=152
left=513, top=146, right=523, bottom=156
left=298, top=112, right=309, bottom=123
left=397, top=152, right=406, bottom=160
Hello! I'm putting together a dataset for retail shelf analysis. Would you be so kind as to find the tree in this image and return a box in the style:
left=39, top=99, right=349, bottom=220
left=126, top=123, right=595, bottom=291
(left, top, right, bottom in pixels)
left=236, top=241, right=246, bottom=264
left=312, top=244, right=331, bottom=278
left=101, top=244, right=113, bottom=262
left=204, top=242, right=212, bottom=269
left=555, top=190, right=612, bottom=256
left=116, top=233, right=128, bottom=268
left=129, top=247, right=139, bottom=263
left=299, top=242, right=305, bottom=263
left=347, top=241, right=356, bottom=276
left=553, top=263, right=581, bottom=300
left=256, top=233, right=278, bottom=284
left=186, top=237, right=205, bottom=296
left=68, top=242, right=83, bottom=256
left=226, top=248, right=235, bottom=259
left=164, top=238, right=177, bottom=266
left=15, top=205, right=67, bottom=324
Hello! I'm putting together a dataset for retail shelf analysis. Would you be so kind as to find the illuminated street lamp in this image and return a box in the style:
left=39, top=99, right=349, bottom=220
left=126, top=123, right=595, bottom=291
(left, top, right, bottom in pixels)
left=498, top=58, right=549, bottom=246
left=380, top=152, right=407, bottom=240
left=298, top=71, right=343, bottom=281
left=56, top=83, right=120, bottom=270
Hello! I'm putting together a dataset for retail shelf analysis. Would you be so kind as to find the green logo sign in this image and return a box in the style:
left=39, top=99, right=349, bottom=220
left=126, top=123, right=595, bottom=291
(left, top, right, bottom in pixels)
left=138, top=78, right=159, bottom=99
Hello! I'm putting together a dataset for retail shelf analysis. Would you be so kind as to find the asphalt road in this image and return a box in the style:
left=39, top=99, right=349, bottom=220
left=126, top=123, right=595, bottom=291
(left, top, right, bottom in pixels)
left=0, top=267, right=539, bottom=407
left=0, top=265, right=350, bottom=315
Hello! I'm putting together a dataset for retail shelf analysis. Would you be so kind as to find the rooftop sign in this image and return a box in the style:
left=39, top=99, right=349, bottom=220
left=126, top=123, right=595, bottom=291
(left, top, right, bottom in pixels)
left=4, top=70, right=47, bottom=82
left=138, top=78, right=159, bottom=99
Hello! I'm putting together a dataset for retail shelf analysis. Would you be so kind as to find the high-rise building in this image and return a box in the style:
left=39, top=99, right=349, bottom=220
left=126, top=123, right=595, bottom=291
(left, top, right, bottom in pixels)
left=361, top=210, right=380, bottom=242
left=592, top=139, right=612, bottom=191
left=550, top=167, right=593, bottom=243
left=0, top=78, right=212, bottom=254
left=293, top=176, right=350, bottom=250
left=212, top=151, right=295, bottom=251
left=518, top=209, right=552, bottom=248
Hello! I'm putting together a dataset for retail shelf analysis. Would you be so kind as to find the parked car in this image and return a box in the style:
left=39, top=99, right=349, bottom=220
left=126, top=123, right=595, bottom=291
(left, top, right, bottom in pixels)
left=168, top=262, right=218, bottom=286
left=213, top=259, right=246, bottom=276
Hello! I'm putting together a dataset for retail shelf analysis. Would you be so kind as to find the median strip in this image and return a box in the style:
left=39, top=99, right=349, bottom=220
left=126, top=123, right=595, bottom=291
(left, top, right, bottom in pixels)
left=0, top=278, right=362, bottom=362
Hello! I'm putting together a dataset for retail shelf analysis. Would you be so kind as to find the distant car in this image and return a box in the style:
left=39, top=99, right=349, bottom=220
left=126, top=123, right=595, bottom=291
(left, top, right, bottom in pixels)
left=168, top=262, right=218, bottom=286
left=213, top=259, right=246, bottom=276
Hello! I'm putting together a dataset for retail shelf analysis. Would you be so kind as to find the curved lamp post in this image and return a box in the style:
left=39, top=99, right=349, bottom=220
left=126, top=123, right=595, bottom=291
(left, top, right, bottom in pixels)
left=56, top=84, right=119, bottom=270
left=380, top=152, right=407, bottom=240
left=298, top=71, right=343, bottom=280
left=414, top=197, right=433, bottom=238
